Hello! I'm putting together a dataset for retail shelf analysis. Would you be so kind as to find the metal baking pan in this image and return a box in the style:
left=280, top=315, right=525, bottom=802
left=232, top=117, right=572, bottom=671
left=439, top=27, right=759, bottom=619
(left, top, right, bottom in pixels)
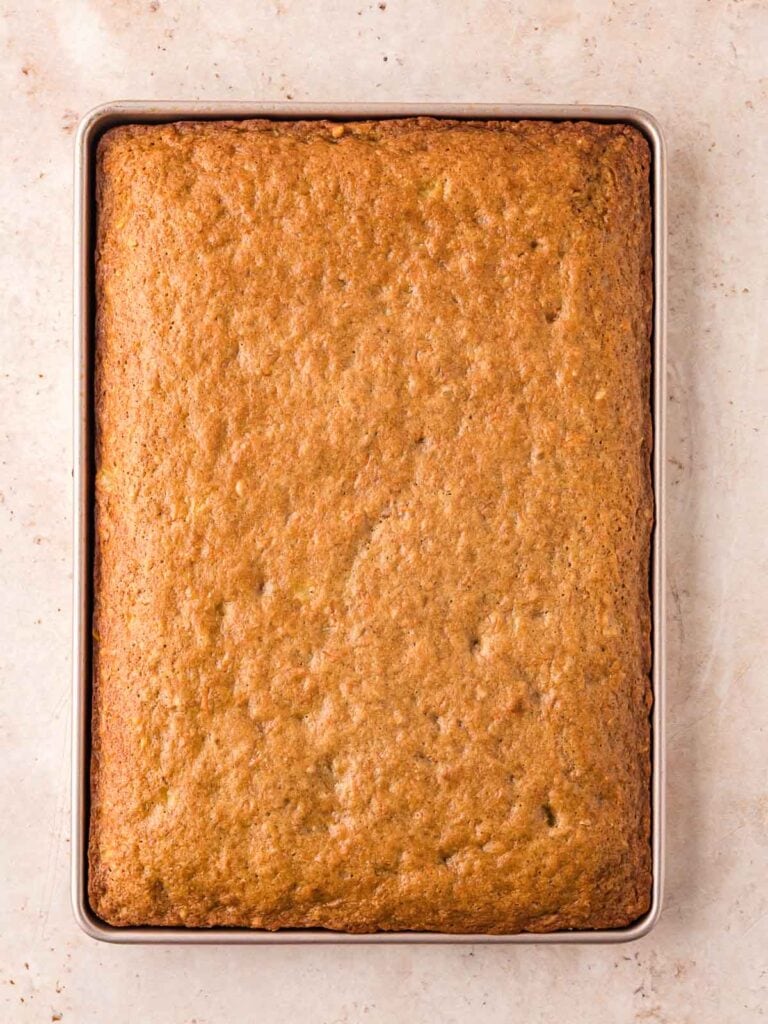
left=73, top=102, right=666, bottom=944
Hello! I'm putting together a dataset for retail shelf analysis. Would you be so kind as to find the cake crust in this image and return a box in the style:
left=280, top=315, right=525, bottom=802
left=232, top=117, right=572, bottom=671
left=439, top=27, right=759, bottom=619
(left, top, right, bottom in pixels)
left=90, top=118, right=653, bottom=933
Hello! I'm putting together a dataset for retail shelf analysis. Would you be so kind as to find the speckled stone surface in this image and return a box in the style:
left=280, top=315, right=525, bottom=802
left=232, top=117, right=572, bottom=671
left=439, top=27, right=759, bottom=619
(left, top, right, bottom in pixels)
left=1, top=0, right=766, bottom=1020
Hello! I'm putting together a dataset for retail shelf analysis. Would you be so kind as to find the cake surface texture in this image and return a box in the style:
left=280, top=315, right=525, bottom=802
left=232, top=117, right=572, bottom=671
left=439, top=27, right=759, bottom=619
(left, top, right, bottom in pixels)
left=91, top=117, right=653, bottom=933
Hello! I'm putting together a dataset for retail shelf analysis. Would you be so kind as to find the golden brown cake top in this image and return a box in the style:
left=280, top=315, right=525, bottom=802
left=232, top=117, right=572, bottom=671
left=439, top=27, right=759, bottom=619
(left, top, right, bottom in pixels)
left=91, top=118, right=652, bottom=933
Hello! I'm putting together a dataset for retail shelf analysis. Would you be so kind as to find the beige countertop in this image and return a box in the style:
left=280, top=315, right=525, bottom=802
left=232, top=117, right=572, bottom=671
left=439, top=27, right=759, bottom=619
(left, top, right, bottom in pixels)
left=1, top=1, right=765, bottom=1021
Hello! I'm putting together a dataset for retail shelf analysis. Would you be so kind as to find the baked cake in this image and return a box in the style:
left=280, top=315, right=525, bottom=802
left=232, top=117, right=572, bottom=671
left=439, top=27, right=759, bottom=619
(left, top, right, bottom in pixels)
left=90, top=118, right=653, bottom=932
